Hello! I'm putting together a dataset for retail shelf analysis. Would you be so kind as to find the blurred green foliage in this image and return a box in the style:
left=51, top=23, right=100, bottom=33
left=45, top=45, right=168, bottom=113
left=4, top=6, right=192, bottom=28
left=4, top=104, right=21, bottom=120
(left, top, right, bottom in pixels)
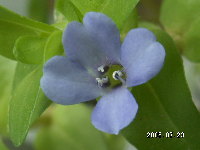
left=34, top=104, right=127, bottom=150
left=28, top=0, right=52, bottom=23
left=0, top=140, right=9, bottom=150
left=160, top=0, right=200, bottom=62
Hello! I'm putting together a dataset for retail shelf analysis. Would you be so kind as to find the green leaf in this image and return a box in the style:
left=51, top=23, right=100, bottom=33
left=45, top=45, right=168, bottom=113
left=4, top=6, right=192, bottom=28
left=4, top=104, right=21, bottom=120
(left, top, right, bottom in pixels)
left=55, top=0, right=139, bottom=29
left=34, top=104, right=108, bottom=150
left=52, top=21, right=68, bottom=30
left=56, top=0, right=82, bottom=22
left=9, top=63, right=51, bottom=146
left=0, top=140, right=9, bottom=150
left=182, top=18, right=200, bottom=62
left=43, top=31, right=64, bottom=62
left=12, top=63, right=38, bottom=91
left=122, top=25, right=200, bottom=149
left=0, top=5, right=56, bottom=33
left=0, top=5, right=58, bottom=60
left=120, top=8, right=138, bottom=39
left=13, top=31, right=64, bottom=64
left=0, top=56, right=16, bottom=136
left=13, top=36, right=47, bottom=64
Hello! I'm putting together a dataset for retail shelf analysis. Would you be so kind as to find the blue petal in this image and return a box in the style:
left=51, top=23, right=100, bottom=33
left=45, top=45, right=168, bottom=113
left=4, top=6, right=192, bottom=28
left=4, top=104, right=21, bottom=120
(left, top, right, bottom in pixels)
left=41, top=56, right=103, bottom=105
left=62, top=12, right=121, bottom=70
left=121, top=28, right=165, bottom=87
left=91, top=87, right=138, bottom=134
left=83, top=12, right=121, bottom=64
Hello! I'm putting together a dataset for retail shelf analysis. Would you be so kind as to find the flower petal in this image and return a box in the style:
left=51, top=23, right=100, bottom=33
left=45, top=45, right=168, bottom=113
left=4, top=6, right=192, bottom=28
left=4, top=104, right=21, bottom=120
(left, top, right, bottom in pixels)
left=83, top=12, right=121, bottom=63
left=62, top=12, right=121, bottom=70
left=41, top=56, right=103, bottom=105
left=121, top=28, right=165, bottom=87
left=91, top=87, right=138, bottom=134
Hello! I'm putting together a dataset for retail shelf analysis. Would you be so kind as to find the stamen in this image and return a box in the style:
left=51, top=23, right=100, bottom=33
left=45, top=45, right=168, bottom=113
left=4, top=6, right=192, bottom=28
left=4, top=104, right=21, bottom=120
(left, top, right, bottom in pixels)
left=96, top=76, right=109, bottom=87
left=116, top=75, right=126, bottom=85
left=97, top=65, right=109, bottom=74
left=97, top=65, right=105, bottom=73
left=112, top=71, right=123, bottom=80
left=112, top=71, right=125, bottom=85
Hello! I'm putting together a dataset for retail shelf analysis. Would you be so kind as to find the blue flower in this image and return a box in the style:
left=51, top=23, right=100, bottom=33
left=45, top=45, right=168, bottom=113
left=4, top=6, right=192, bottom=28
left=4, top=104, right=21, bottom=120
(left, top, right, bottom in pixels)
left=41, top=12, right=165, bottom=134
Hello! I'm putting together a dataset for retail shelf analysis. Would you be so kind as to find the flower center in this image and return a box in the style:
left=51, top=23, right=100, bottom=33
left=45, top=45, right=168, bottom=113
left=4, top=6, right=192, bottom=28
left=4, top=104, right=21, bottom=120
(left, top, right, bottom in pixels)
left=96, top=65, right=126, bottom=88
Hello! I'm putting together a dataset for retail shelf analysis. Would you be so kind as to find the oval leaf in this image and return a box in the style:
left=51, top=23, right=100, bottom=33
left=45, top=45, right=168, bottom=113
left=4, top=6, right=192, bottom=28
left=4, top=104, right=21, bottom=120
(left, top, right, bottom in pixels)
left=13, top=36, right=47, bottom=64
left=9, top=63, right=51, bottom=146
left=13, top=31, right=64, bottom=64
left=0, top=56, right=16, bottom=136
left=0, top=5, right=58, bottom=60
